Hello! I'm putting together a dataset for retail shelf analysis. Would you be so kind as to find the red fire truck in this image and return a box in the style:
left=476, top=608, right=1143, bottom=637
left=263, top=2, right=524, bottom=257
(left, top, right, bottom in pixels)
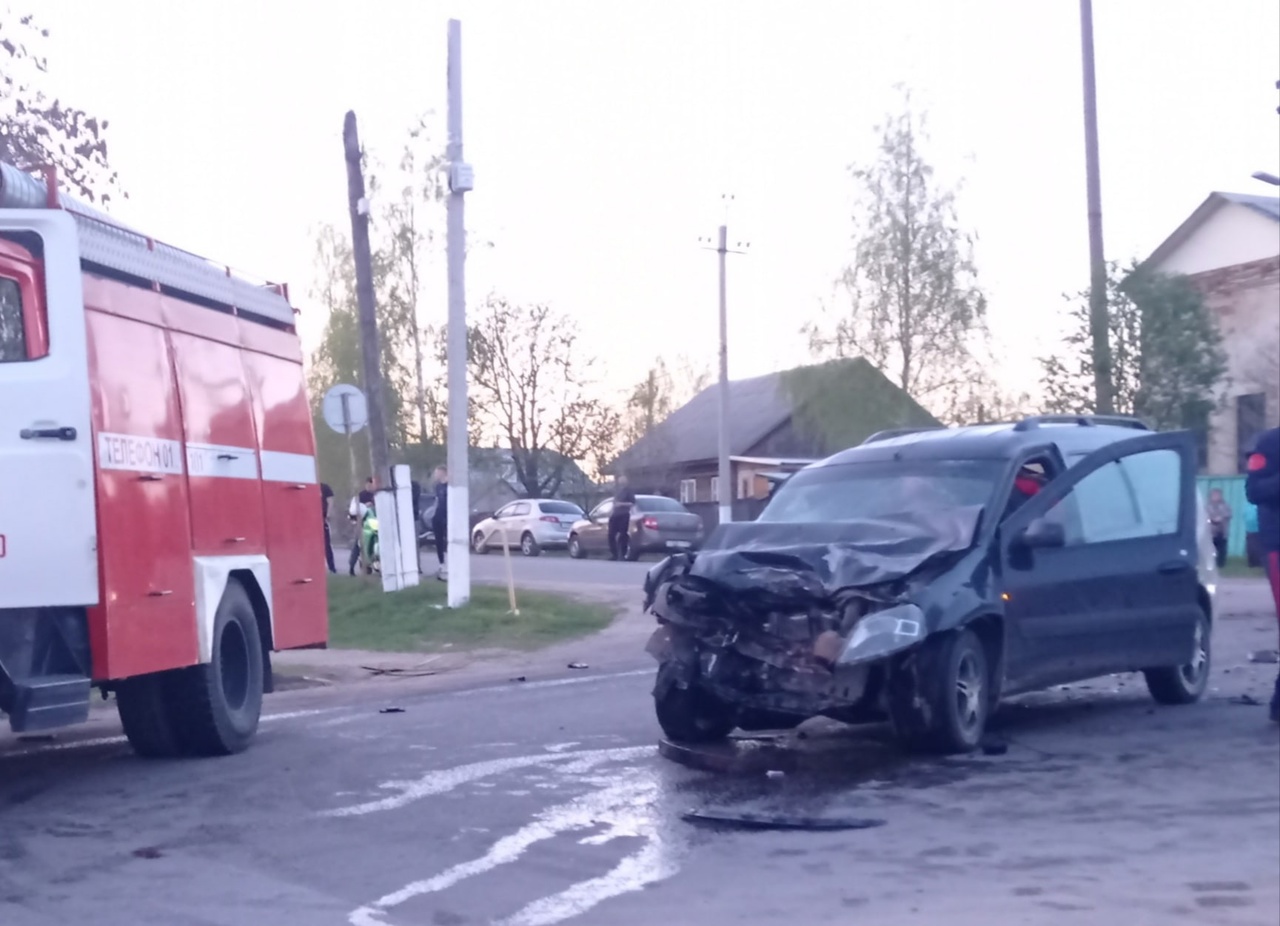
left=0, top=161, right=327, bottom=757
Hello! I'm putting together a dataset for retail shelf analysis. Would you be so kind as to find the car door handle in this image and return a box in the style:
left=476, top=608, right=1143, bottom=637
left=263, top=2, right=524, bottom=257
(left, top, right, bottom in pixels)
left=1158, top=560, right=1192, bottom=575
left=20, top=426, right=77, bottom=441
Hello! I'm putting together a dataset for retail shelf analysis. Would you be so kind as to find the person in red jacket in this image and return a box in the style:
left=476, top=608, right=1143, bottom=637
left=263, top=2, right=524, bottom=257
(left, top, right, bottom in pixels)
left=1244, top=426, right=1280, bottom=723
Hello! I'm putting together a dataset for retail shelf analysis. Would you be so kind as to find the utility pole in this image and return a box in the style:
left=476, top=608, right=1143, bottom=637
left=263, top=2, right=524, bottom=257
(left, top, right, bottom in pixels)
left=445, top=19, right=475, bottom=608
left=1079, top=0, right=1113, bottom=414
left=343, top=111, right=393, bottom=484
left=700, top=198, right=748, bottom=528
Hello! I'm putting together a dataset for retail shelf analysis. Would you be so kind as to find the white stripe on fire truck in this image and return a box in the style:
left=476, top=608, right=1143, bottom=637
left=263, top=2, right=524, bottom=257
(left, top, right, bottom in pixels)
left=185, top=442, right=261, bottom=481
left=97, top=432, right=185, bottom=476
left=260, top=450, right=318, bottom=484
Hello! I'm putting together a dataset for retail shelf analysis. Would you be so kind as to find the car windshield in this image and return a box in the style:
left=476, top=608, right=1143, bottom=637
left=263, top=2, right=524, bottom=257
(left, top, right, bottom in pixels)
left=757, top=459, right=1001, bottom=524
left=539, top=501, right=583, bottom=516
left=636, top=496, right=686, bottom=513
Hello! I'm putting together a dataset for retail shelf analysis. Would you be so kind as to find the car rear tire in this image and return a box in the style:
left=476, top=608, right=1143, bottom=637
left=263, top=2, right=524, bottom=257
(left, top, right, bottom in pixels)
left=117, top=672, right=185, bottom=759
left=568, top=535, right=587, bottom=559
left=624, top=539, right=642, bottom=562
left=472, top=531, right=488, bottom=554
left=167, top=580, right=264, bottom=757
left=1144, top=610, right=1211, bottom=706
left=520, top=532, right=541, bottom=557
left=889, top=628, right=990, bottom=755
left=654, top=680, right=734, bottom=743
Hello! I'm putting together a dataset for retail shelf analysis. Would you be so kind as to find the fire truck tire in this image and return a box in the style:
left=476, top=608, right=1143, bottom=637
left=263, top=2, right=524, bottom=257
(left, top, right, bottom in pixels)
left=116, top=674, right=185, bottom=759
left=171, top=579, right=264, bottom=756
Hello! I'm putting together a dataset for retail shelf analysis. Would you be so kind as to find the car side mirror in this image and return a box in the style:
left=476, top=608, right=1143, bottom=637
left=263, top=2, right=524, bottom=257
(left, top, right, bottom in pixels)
left=1016, top=516, right=1065, bottom=550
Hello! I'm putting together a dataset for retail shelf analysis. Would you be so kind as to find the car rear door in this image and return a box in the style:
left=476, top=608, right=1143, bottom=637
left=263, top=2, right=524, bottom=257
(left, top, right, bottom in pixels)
left=0, top=213, right=99, bottom=609
left=999, top=430, right=1201, bottom=687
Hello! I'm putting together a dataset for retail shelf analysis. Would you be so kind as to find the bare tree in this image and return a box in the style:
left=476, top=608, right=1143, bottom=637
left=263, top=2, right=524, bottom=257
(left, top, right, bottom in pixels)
left=805, top=88, right=986, bottom=412
left=467, top=297, right=620, bottom=497
left=1, top=12, right=123, bottom=203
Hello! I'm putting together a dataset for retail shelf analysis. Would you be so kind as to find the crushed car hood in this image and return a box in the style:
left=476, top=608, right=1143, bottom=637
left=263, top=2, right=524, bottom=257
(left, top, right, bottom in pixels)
left=646, top=505, right=983, bottom=606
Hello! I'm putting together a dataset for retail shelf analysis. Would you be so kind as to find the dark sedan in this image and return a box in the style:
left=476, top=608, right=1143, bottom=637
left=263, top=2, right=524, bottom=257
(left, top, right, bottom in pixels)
left=568, top=495, right=703, bottom=561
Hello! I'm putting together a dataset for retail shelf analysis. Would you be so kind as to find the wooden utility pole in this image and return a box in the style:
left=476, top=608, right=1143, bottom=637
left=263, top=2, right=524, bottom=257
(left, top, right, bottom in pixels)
left=343, top=111, right=392, bottom=485
left=1079, top=0, right=1113, bottom=414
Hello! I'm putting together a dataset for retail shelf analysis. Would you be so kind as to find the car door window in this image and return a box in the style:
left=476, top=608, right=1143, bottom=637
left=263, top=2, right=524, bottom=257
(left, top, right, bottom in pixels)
left=590, top=501, right=612, bottom=521
left=494, top=503, right=515, bottom=520
left=1054, top=448, right=1182, bottom=545
left=0, top=277, right=26, bottom=362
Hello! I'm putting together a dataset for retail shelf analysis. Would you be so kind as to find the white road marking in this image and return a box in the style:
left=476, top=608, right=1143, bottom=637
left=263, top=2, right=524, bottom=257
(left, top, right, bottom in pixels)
left=321, top=744, right=654, bottom=818
left=1, top=708, right=334, bottom=758
left=347, top=763, right=675, bottom=926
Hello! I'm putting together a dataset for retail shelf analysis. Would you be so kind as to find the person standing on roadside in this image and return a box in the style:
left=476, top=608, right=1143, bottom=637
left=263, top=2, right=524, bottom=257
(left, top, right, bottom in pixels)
left=431, top=465, right=449, bottom=581
left=1206, top=487, right=1232, bottom=569
left=321, top=482, right=336, bottom=574
left=608, top=474, right=637, bottom=561
left=1244, top=426, right=1280, bottom=723
left=348, top=477, right=376, bottom=576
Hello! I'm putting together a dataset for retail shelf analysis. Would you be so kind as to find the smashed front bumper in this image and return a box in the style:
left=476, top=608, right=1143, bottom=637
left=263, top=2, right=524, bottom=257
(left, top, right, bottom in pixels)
left=644, top=556, right=925, bottom=718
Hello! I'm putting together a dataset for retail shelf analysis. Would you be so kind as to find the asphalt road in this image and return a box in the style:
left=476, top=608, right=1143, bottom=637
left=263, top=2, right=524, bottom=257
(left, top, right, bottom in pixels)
left=2, top=581, right=1278, bottom=926
left=461, top=549, right=651, bottom=593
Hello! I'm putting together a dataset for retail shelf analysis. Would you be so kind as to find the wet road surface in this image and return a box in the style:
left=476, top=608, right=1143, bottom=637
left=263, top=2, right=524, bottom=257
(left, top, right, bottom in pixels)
left=2, top=585, right=1278, bottom=926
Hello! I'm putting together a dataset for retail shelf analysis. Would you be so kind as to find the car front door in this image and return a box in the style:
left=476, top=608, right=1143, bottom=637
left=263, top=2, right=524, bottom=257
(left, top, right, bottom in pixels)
left=485, top=503, right=515, bottom=548
left=504, top=501, right=531, bottom=548
left=998, top=431, right=1200, bottom=690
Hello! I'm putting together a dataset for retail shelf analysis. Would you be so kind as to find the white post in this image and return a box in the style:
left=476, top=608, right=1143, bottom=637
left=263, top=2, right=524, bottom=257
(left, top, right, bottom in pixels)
left=445, top=18, right=473, bottom=608
left=716, top=224, right=732, bottom=528
left=378, top=464, right=419, bottom=592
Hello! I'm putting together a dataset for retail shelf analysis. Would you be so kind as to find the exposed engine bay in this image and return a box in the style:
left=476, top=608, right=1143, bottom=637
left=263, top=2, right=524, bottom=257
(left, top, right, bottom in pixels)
left=642, top=507, right=983, bottom=724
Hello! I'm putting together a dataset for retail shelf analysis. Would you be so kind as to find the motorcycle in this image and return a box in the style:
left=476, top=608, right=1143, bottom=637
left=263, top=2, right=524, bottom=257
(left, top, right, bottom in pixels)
left=360, top=506, right=381, bottom=575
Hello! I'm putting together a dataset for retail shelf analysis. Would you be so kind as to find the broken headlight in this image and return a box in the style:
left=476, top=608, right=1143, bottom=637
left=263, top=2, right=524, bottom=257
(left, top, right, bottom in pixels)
left=835, top=603, right=924, bottom=667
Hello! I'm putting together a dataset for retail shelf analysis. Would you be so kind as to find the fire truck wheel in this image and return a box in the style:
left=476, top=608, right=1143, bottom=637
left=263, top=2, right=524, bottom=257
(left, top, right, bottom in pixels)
left=171, top=579, right=265, bottom=756
left=116, top=674, right=185, bottom=759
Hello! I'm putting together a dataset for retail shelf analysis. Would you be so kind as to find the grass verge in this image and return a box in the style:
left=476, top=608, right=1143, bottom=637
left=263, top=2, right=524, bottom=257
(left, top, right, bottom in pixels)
left=325, top=575, right=615, bottom=653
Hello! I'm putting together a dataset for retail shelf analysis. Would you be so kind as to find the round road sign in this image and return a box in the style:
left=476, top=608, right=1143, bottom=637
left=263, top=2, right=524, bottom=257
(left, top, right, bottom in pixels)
left=322, top=384, right=369, bottom=435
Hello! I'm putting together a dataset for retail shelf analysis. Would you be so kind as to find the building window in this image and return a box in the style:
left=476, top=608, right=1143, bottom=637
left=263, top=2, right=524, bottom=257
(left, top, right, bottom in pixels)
left=1237, top=393, right=1267, bottom=472
left=710, top=476, right=720, bottom=503
left=679, top=479, right=696, bottom=504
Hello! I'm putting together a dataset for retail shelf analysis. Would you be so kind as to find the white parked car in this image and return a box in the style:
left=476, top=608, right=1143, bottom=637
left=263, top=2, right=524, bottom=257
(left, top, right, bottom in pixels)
left=471, top=499, right=586, bottom=557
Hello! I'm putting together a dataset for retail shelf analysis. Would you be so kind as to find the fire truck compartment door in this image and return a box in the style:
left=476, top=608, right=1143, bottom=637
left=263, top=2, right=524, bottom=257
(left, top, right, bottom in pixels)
left=0, top=211, right=99, bottom=608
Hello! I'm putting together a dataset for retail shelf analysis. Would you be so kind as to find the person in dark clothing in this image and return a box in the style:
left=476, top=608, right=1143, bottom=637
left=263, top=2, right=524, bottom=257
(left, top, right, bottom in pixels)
left=608, top=474, right=637, bottom=561
left=431, top=465, right=449, bottom=580
left=321, top=482, right=336, bottom=574
left=1244, top=426, right=1280, bottom=723
left=348, top=477, right=376, bottom=576
left=1206, top=488, right=1232, bottom=569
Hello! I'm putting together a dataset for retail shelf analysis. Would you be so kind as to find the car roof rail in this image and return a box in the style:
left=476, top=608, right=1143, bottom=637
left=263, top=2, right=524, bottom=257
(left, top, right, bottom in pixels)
left=860, top=426, right=946, bottom=445
left=1012, top=414, right=1150, bottom=432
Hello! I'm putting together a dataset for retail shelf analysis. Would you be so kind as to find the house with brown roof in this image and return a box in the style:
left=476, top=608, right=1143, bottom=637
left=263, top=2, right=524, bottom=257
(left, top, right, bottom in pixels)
left=1145, top=191, right=1280, bottom=473
left=609, top=357, right=939, bottom=526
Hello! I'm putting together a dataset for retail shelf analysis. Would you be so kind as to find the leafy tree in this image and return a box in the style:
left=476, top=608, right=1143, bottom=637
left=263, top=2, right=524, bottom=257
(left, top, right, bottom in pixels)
left=612, top=355, right=710, bottom=489
left=1, top=12, right=122, bottom=203
left=805, top=89, right=986, bottom=414
left=1040, top=260, right=1228, bottom=433
left=466, top=296, right=620, bottom=497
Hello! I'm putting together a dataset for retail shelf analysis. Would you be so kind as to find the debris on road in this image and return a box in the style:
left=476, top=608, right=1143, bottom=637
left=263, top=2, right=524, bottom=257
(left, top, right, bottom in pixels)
left=682, top=808, right=886, bottom=831
left=132, top=847, right=163, bottom=859
left=510, top=676, right=527, bottom=683
left=765, top=769, right=786, bottom=779
left=1249, top=649, right=1280, bottom=664
left=361, top=656, right=443, bottom=678
left=981, top=738, right=1009, bottom=756
left=379, top=707, right=406, bottom=714
left=567, top=662, right=589, bottom=670
left=1228, top=694, right=1262, bottom=706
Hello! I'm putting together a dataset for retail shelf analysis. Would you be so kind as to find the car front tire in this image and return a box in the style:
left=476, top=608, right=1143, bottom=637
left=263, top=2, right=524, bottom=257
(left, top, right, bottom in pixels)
left=472, top=531, right=488, bottom=554
left=1144, top=609, right=1211, bottom=706
left=889, top=628, right=991, bottom=755
left=568, top=535, right=586, bottom=559
left=654, top=677, right=734, bottom=743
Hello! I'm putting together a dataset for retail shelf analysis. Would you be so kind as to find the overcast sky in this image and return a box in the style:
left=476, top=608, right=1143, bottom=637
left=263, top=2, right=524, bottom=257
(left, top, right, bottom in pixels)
left=35, top=0, right=1280, bottom=401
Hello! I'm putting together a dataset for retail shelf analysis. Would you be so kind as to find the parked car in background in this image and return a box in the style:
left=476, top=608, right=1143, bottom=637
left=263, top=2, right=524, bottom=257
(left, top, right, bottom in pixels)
left=471, top=499, right=585, bottom=556
left=568, top=495, right=704, bottom=561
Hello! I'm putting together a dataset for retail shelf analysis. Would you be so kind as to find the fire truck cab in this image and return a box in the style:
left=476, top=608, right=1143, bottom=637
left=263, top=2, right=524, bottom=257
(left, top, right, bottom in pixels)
left=0, top=162, right=328, bottom=757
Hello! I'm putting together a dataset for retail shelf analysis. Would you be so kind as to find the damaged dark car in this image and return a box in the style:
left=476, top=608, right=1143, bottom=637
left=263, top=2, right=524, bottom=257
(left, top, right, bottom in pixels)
left=644, top=416, right=1217, bottom=754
